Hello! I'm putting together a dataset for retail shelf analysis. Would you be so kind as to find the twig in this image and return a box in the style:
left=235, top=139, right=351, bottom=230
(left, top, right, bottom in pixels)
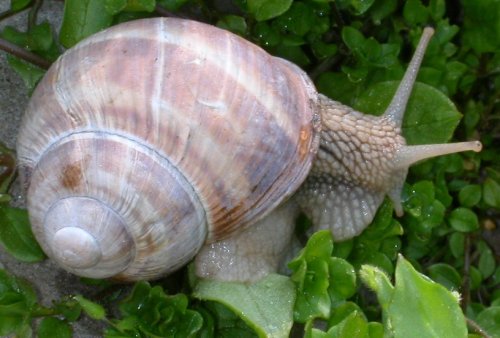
left=0, top=9, right=18, bottom=21
left=309, top=54, right=342, bottom=81
left=330, top=2, right=345, bottom=32
left=466, top=317, right=492, bottom=338
left=0, top=37, right=51, bottom=69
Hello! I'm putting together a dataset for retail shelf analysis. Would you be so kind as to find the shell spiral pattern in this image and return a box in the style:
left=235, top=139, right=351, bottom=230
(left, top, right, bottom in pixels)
left=17, top=18, right=320, bottom=280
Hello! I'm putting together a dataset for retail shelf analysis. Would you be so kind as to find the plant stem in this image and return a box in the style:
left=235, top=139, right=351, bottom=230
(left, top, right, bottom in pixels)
left=0, top=37, right=51, bottom=69
left=27, top=0, right=43, bottom=30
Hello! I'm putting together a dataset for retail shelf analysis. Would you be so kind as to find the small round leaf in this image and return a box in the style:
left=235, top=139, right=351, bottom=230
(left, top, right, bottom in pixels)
left=448, top=207, right=479, bottom=232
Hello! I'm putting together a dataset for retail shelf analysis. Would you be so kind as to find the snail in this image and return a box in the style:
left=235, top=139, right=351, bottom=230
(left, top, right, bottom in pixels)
left=16, top=18, right=481, bottom=282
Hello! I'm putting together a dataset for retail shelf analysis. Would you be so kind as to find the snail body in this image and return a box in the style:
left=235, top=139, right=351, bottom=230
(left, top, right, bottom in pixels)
left=17, top=18, right=481, bottom=282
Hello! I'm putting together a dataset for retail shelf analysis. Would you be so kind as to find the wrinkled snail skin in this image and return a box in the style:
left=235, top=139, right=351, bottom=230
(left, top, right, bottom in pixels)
left=194, top=27, right=482, bottom=281
left=195, top=201, right=300, bottom=282
left=296, top=27, right=482, bottom=242
left=17, top=19, right=481, bottom=282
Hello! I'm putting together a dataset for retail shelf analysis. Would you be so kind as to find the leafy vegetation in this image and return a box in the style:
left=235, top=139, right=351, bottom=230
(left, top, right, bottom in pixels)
left=0, top=0, right=499, bottom=337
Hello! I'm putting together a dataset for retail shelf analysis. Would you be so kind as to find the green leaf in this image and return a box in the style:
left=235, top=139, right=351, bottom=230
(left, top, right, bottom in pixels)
left=390, top=256, right=467, bottom=338
left=478, top=247, right=495, bottom=279
left=274, top=2, right=315, bottom=36
left=469, top=266, right=483, bottom=291
left=483, top=178, right=500, bottom=208
left=342, top=26, right=399, bottom=68
left=364, top=252, right=394, bottom=275
left=369, top=0, right=397, bottom=23
left=462, top=0, right=500, bottom=53
left=289, top=231, right=333, bottom=322
left=53, top=299, right=82, bottom=322
left=336, top=0, right=375, bottom=15
left=353, top=82, right=462, bottom=145
left=104, top=0, right=127, bottom=14
left=359, top=265, right=393, bottom=310
left=327, top=310, right=369, bottom=337
left=60, top=0, right=113, bottom=48
left=361, top=257, right=468, bottom=337
left=116, top=281, right=203, bottom=337
left=427, top=263, right=462, bottom=290
left=475, top=306, right=500, bottom=338
left=311, top=41, right=338, bottom=59
left=448, top=207, right=479, bottom=232
left=349, top=0, right=375, bottom=15
left=368, top=322, right=384, bottom=338
left=38, top=317, right=72, bottom=338
left=1, top=22, right=59, bottom=62
left=11, top=0, right=32, bottom=11
left=403, top=0, right=429, bottom=25
left=0, top=205, right=46, bottom=263
left=217, top=15, right=248, bottom=36
left=326, top=302, right=358, bottom=326
left=107, top=0, right=155, bottom=14
left=342, top=26, right=366, bottom=57
left=73, top=295, right=106, bottom=320
left=448, top=232, right=464, bottom=258
left=253, top=22, right=281, bottom=47
left=380, top=236, right=402, bottom=261
left=197, top=301, right=254, bottom=337
left=0, top=22, right=58, bottom=90
left=0, top=270, right=37, bottom=308
left=429, top=0, right=446, bottom=20
left=358, top=200, right=401, bottom=240
left=458, top=184, right=482, bottom=207
left=0, top=269, right=37, bottom=336
left=27, top=22, right=54, bottom=53
left=328, top=257, right=357, bottom=301
left=194, top=274, right=295, bottom=338
left=5, top=56, right=45, bottom=92
left=292, top=230, right=333, bottom=263
left=247, top=0, right=293, bottom=21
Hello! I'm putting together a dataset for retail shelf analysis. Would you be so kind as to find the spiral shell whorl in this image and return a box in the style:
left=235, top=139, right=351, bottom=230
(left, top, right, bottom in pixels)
left=17, top=17, right=320, bottom=280
left=26, top=133, right=208, bottom=280
left=45, top=197, right=132, bottom=274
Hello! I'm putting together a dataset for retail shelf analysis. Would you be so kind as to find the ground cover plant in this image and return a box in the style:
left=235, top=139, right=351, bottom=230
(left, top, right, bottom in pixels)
left=0, top=0, right=499, bottom=337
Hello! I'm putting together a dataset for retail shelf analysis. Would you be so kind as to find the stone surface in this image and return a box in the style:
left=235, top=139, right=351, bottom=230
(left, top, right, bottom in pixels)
left=0, top=1, right=106, bottom=336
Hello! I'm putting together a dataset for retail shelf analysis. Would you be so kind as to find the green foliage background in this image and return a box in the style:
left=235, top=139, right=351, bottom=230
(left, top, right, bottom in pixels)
left=0, top=0, right=499, bottom=337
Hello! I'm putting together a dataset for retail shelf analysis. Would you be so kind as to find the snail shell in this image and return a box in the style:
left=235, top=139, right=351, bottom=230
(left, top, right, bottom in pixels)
left=17, top=18, right=320, bottom=281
